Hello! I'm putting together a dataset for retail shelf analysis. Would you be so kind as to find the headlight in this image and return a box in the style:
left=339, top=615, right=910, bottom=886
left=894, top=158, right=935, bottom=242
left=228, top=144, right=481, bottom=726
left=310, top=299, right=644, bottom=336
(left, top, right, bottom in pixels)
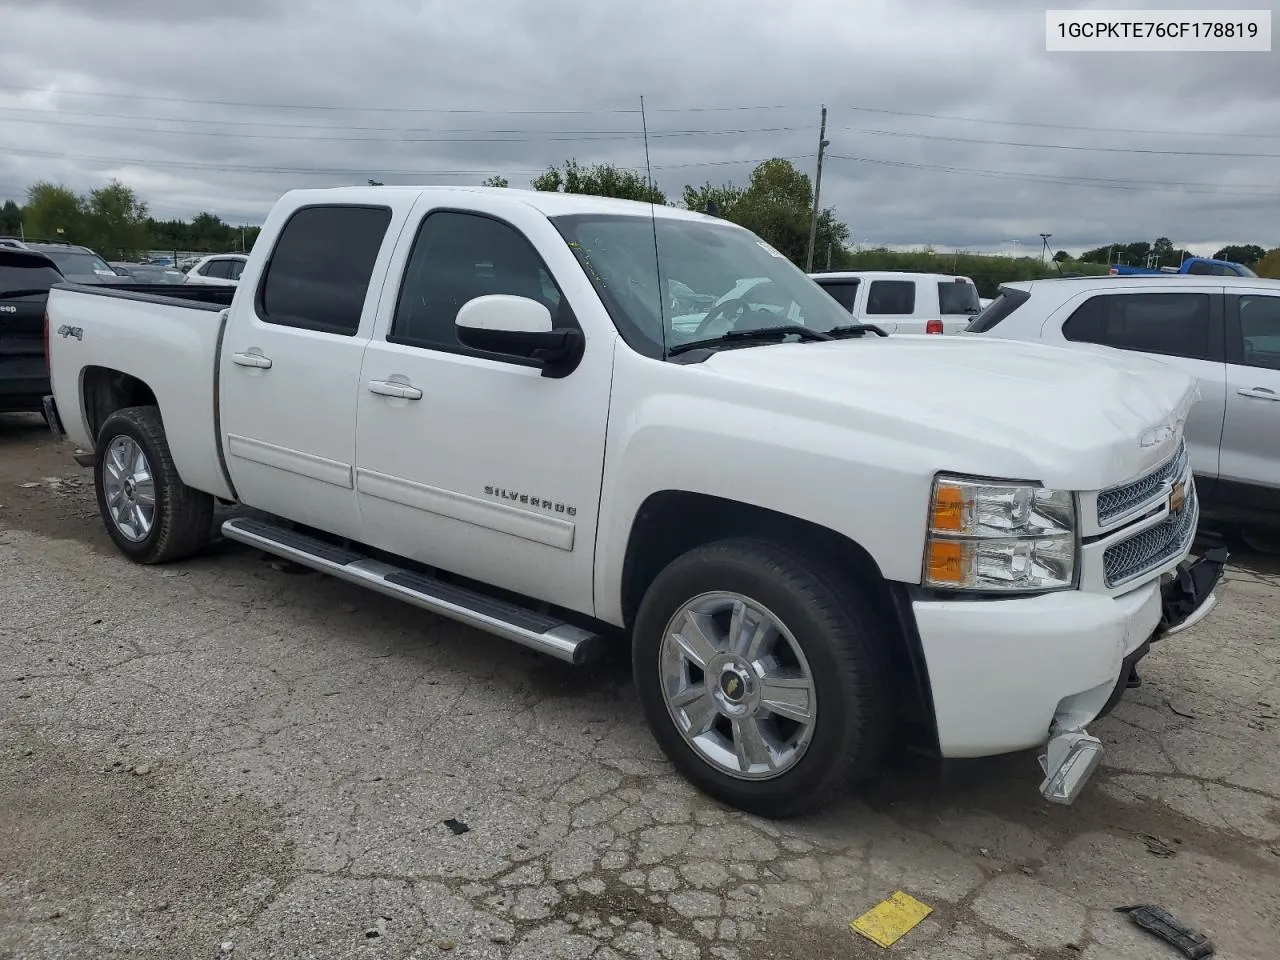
left=924, top=475, right=1077, bottom=592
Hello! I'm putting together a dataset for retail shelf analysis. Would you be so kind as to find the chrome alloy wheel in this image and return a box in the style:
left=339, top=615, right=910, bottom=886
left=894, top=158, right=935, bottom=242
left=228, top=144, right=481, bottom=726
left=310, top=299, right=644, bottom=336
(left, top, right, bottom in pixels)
left=102, top=435, right=156, bottom=542
left=658, top=591, right=817, bottom=780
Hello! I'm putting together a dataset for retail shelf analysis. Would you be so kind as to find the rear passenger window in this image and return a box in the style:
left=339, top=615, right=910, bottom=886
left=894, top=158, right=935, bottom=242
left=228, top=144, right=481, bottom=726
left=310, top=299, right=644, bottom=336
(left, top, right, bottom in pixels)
left=865, top=280, right=915, bottom=315
left=938, top=280, right=979, bottom=315
left=1062, top=293, right=1211, bottom=360
left=389, top=210, right=568, bottom=354
left=228, top=259, right=245, bottom=281
left=257, top=205, right=392, bottom=336
left=1237, top=295, right=1280, bottom=371
left=815, top=279, right=859, bottom=312
left=204, top=260, right=229, bottom=279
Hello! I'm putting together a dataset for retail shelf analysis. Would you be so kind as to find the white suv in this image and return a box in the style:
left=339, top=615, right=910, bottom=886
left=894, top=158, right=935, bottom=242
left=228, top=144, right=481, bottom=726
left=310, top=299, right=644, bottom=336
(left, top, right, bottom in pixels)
left=966, top=275, right=1280, bottom=536
left=184, top=253, right=249, bottom=286
left=808, top=271, right=982, bottom=334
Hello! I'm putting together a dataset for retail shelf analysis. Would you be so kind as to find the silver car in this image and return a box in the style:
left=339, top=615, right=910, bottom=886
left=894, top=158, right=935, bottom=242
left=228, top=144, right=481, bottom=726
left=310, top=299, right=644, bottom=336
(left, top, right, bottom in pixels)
left=965, top=274, right=1280, bottom=543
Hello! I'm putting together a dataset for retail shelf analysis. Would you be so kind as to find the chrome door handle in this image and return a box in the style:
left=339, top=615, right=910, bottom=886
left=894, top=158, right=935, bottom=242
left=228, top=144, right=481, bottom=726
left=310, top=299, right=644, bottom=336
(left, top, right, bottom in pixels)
left=368, top=379, right=423, bottom=400
left=1237, top=387, right=1280, bottom=401
left=231, top=352, right=272, bottom=369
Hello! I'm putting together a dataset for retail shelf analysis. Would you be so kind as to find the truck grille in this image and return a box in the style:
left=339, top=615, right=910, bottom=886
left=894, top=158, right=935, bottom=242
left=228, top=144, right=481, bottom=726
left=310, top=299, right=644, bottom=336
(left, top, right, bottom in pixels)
left=1096, top=441, right=1188, bottom=527
left=1103, top=481, right=1197, bottom=588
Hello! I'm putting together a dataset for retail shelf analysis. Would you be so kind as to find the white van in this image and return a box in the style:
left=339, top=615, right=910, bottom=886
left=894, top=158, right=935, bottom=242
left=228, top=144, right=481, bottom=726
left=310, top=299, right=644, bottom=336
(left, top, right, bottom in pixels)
left=808, top=270, right=982, bottom=334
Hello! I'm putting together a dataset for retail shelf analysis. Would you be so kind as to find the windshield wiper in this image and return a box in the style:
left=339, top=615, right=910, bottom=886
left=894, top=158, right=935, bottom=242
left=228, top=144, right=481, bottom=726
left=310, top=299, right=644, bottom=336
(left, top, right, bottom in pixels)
left=827, top=323, right=889, bottom=339
left=667, top=324, right=832, bottom=356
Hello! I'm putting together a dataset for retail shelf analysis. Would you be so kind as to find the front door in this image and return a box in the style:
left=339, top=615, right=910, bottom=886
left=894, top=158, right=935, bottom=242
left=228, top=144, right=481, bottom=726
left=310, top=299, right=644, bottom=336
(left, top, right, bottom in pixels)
left=354, top=199, right=613, bottom=616
left=1219, top=292, right=1280, bottom=516
left=218, top=203, right=400, bottom=542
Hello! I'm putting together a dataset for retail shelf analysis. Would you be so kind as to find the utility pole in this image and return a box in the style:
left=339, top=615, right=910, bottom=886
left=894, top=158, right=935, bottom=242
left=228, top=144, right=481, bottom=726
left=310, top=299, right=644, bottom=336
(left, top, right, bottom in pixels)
left=805, top=105, right=829, bottom=273
left=825, top=242, right=832, bottom=271
left=1039, top=233, right=1052, bottom=263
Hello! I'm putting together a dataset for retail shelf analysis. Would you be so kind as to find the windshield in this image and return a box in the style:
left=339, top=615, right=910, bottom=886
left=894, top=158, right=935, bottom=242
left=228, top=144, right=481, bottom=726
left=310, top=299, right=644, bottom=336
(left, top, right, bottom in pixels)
left=551, top=213, right=855, bottom=356
left=938, top=280, right=980, bottom=315
left=44, top=250, right=114, bottom=277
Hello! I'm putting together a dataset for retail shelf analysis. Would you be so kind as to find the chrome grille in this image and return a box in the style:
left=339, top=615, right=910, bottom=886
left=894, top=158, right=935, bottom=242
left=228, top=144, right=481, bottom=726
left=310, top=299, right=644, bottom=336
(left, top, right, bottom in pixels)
left=1096, top=441, right=1189, bottom=527
left=1103, top=482, right=1197, bottom=588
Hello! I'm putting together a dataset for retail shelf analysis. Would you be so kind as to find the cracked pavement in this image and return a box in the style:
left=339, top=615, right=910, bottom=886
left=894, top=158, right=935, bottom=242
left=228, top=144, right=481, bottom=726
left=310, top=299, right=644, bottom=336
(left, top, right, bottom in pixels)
left=2, top=412, right=1278, bottom=960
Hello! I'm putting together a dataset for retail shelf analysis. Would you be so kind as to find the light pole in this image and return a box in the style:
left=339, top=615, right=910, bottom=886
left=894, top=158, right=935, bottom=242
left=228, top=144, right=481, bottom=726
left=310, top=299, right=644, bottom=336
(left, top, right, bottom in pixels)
left=1039, top=233, right=1052, bottom=263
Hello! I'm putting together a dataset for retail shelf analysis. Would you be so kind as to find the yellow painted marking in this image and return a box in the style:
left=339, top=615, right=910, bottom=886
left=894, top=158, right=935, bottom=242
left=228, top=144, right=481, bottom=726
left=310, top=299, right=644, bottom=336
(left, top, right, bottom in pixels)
left=850, top=890, right=933, bottom=948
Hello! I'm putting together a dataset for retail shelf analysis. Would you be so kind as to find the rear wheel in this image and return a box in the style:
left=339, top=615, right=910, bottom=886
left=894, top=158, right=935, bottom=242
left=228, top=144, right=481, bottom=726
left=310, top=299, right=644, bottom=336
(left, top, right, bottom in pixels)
left=632, top=538, right=891, bottom=818
left=94, top=406, right=213, bottom=564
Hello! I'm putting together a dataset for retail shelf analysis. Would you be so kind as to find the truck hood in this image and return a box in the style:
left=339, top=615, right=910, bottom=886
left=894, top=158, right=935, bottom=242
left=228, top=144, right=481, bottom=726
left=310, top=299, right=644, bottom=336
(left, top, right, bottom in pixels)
left=700, top=334, right=1198, bottom=491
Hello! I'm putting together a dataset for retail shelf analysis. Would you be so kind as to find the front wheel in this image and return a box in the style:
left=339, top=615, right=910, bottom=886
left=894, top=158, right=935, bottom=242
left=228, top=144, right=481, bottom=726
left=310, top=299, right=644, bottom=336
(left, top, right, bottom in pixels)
left=94, top=406, right=213, bottom=564
left=632, top=538, right=891, bottom=818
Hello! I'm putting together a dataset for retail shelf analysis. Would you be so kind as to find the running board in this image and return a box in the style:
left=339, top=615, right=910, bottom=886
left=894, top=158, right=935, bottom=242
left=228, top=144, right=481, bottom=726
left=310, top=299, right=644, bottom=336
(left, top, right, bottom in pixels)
left=220, top=516, right=605, bottom=665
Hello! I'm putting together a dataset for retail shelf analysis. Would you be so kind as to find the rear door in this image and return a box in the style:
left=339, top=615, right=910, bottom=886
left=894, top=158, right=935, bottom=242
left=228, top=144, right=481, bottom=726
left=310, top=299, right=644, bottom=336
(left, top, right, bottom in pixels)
left=0, top=250, right=62, bottom=412
left=863, top=278, right=917, bottom=334
left=1218, top=291, right=1280, bottom=516
left=218, top=202, right=404, bottom=542
left=1055, top=287, right=1226, bottom=494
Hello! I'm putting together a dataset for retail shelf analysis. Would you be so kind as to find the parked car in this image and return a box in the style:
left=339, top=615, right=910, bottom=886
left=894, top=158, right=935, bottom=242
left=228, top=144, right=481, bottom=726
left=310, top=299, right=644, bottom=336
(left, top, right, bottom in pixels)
left=184, top=253, right=249, bottom=286
left=965, top=275, right=1280, bottom=540
left=1, top=248, right=63, bottom=416
left=43, top=185, right=1223, bottom=817
left=23, top=241, right=122, bottom=285
left=808, top=270, right=982, bottom=334
left=110, top=262, right=187, bottom=284
left=1109, top=256, right=1257, bottom=278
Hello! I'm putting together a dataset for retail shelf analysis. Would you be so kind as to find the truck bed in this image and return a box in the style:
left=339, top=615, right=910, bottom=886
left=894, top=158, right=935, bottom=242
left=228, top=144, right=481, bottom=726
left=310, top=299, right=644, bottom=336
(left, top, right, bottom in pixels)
left=46, top=281, right=236, bottom=499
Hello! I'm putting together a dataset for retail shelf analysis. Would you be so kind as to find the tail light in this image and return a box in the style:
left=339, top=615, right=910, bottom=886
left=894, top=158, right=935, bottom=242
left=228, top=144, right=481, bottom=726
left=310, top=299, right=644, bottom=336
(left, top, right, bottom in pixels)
left=43, top=308, right=51, bottom=374
left=926, top=318, right=944, bottom=335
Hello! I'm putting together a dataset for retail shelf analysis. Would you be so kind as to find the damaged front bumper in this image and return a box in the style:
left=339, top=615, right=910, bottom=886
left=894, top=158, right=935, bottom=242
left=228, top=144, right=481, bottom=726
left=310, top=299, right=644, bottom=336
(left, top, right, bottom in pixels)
left=1038, top=547, right=1228, bottom=805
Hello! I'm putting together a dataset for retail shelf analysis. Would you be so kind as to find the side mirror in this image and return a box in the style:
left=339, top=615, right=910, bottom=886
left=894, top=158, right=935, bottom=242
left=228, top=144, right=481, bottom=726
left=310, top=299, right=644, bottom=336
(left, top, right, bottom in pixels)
left=455, top=294, right=583, bottom=378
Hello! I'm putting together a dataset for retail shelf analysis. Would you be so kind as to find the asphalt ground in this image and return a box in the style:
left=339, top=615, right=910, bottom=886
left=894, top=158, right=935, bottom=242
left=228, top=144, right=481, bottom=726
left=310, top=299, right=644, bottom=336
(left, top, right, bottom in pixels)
left=2, top=411, right=1277, bottom=959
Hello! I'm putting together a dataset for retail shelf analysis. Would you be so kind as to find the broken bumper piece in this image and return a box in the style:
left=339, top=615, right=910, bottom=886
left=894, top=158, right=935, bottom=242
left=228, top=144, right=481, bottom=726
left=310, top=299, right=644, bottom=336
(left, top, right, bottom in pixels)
left=1037, top=548, right=1229, bottom=806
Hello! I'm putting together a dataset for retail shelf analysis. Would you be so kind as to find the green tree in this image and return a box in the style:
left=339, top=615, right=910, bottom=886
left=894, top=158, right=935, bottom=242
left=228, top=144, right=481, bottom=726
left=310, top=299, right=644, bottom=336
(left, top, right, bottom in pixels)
left=1151, top=237, right=1175, bottom=266
left=482, top=175, right=509, bottom=188
left=1254, top=248, right=1280, bottom=279
left=23, top=181, right=86, bottom=242
left=682, top=181, right=744, bottom=217
left=84, top=179, right=151, bottom=258
left=0, top=199, right=22, bottom=235
left=531, top=159, right=666, bottom=204
left=1212, top=244, right=1266, bottom=265
left=1053, top=250, right=1070, bottom=262
left=701, top=158, right=849, bottom=268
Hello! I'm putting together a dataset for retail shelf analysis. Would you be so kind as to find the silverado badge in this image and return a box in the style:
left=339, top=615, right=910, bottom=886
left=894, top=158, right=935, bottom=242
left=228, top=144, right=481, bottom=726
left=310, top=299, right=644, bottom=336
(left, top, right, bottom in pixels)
left=1169, top=479, right=1187, bottom=515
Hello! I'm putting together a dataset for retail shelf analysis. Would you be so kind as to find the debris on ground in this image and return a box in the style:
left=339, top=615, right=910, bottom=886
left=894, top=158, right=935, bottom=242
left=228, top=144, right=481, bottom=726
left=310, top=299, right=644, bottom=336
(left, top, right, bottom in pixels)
left=443, top=818, right=470, bottom=835
left=1141, top=834, right=1178, bottom=858
left=1115, top=905, right=1214, bottom=959
left=850, top=890, right=933, bottom=948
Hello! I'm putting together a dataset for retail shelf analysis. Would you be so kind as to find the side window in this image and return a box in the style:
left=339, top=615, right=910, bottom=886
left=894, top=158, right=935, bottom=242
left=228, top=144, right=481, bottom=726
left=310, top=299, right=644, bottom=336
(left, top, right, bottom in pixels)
left=1237, top=295, right=1280, bottom=371
left=1186, top=261, right=1214, bottom=276
left=228, top=259, right=245, bottom=281
left=1062, top=293, right=1211, bottom=360
left=257, top=205, right=392, bottom=336
left=865, top=280, right=915, bottom=315
left=206, top=259, right=231, bottom=279
left=389, top=210, right=568, bottom=353
left=815, top=279, right=859, bottom=312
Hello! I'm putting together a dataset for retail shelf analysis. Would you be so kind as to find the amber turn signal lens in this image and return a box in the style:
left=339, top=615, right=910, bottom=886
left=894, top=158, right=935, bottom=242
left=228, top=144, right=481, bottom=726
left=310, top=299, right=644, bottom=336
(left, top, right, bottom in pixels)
left=926, top=540, right=965, bottom=584
left=931, top=483, right=965, bottom=532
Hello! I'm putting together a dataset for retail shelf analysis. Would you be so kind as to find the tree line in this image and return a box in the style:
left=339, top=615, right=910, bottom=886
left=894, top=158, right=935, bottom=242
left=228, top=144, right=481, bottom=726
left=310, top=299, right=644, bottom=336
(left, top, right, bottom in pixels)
left=0, top=181, right=262, bottom=259
left=6, top=163, right=1276, bottom=287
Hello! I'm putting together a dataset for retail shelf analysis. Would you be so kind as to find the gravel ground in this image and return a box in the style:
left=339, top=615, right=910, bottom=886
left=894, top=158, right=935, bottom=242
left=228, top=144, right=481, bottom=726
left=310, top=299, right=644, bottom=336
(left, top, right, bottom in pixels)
left=2, top=411, right=1278, bottom=960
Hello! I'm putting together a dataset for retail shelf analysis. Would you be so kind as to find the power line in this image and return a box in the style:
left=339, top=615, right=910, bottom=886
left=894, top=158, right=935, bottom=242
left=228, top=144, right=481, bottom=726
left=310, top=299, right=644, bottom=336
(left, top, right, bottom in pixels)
left=0, top=146, right=810, bottom=178
left=827, top=154, right=1280, bottom=197
left=841, top=103, right=1280, bottom=141
left=0, top=112, right=811, bottom=143
left=841, top=127, right=1280, bottom=159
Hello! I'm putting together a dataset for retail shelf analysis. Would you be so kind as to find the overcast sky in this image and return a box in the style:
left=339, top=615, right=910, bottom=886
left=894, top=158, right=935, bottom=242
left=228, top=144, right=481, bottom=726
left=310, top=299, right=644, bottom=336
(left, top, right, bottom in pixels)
left=1, top=0, right=1277, bottom=255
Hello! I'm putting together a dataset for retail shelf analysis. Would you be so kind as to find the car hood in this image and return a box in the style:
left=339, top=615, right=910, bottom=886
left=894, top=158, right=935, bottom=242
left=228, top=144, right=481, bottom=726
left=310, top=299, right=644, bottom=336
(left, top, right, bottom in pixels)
left=700, top=334, right=1199, bottom=491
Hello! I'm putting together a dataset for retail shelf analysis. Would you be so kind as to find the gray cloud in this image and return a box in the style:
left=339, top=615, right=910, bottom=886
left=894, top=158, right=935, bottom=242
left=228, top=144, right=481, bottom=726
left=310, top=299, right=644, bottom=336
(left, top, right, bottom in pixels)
left=0, top=0, right=1276, bottom=253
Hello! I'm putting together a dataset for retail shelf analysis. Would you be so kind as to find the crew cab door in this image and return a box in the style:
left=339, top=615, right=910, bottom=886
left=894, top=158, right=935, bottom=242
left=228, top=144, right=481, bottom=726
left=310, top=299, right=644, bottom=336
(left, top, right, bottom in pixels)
left=1219, top=292, right=1280, bottom=515
left=218, top=202, right=402, bottom=541
left=354, top=198, right=612, bottom=616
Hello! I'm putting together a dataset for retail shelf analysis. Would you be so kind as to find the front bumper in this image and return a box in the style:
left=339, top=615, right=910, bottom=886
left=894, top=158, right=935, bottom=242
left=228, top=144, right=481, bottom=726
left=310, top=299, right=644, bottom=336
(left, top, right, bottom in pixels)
left=913, top=549, right=1226, bottom=803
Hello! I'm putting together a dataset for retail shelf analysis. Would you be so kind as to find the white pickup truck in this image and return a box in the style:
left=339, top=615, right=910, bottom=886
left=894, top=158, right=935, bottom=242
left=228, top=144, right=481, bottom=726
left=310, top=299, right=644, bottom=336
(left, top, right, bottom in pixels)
left=43, top=185, right=1225, bottom=818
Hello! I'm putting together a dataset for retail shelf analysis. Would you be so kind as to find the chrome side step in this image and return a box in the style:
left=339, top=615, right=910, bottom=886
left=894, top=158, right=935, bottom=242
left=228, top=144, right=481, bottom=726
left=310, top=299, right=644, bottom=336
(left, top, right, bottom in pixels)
left=220, top=516, right=605, bottom=665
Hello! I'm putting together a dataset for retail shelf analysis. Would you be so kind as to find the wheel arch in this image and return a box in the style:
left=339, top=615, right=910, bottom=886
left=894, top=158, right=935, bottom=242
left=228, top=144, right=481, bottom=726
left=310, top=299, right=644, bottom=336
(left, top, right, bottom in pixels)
left=618, top=489, right=938, bottom=752
left=80, top=365, right=159, bottom=442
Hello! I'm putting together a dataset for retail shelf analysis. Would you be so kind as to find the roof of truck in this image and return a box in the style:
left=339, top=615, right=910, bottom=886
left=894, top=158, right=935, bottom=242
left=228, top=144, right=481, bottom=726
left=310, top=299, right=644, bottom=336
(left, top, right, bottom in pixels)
left=277, top=185, right=727, bottom=223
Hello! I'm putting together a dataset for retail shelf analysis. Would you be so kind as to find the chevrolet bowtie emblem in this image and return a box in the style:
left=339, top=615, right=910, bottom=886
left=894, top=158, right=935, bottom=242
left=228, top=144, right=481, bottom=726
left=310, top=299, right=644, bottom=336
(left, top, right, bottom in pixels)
left=1169, top=480, right=1187, bottom=515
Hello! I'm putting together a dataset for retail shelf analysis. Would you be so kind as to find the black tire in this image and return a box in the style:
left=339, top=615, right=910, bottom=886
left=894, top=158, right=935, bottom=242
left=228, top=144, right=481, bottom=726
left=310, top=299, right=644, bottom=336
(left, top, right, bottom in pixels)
left=94, top=405, right=214, bottom=564
left=632, top=538, right=891, bottom=819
